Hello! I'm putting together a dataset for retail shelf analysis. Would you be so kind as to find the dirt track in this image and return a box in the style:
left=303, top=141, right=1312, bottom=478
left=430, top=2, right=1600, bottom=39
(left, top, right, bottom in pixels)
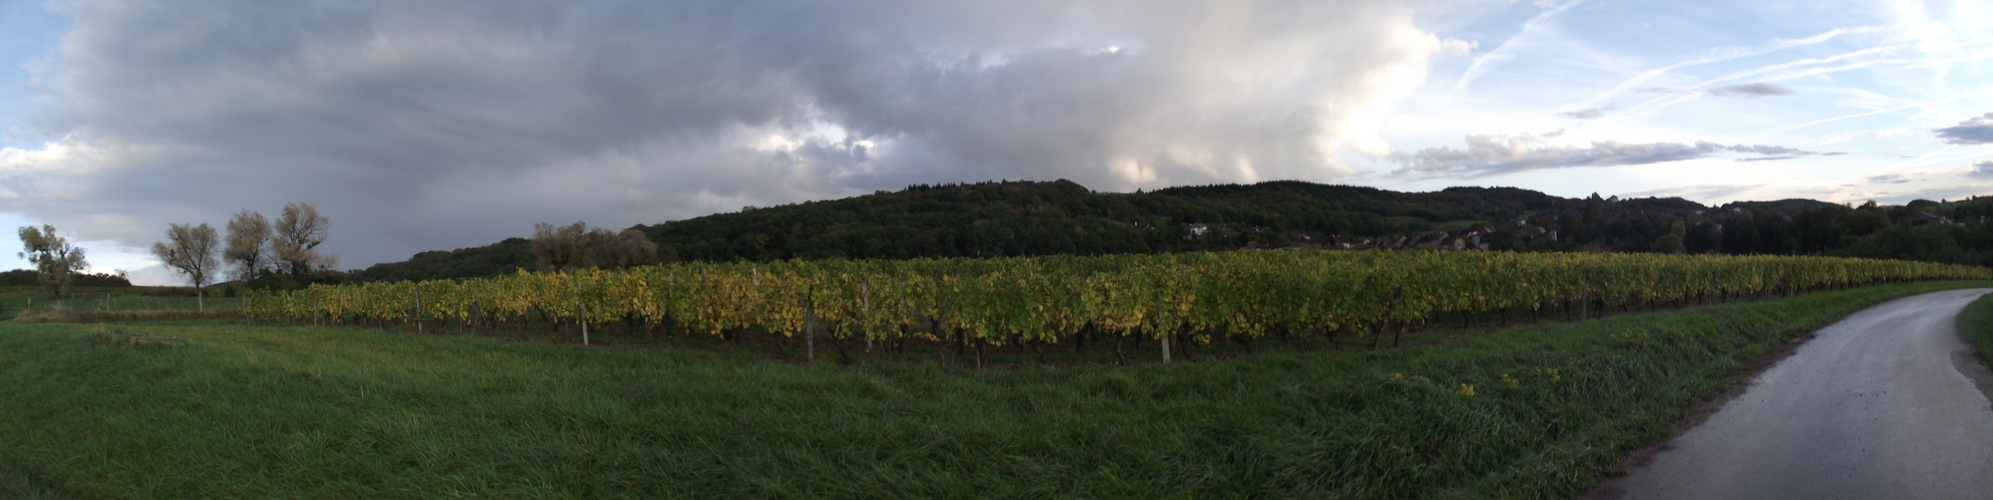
left=1591, top=288, right=1993, bottom=500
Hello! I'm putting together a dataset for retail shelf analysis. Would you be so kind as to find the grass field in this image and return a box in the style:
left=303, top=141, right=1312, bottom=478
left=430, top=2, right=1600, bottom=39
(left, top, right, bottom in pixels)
left=0, top=282, right=1982, bottom=498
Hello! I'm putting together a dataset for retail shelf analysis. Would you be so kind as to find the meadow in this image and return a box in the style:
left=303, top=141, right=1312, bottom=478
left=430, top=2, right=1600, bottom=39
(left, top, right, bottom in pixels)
left=0, top=288, right=241, bottom=325
left=0, top=281, right=1982, bottom=498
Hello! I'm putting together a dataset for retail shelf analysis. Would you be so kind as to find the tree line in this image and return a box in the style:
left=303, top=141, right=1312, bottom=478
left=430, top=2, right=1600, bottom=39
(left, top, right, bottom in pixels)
left=147, top=202, right=336, bottom=309
left=15, top=206, right=656, bottom=305
left=15, top=203, right=335, bottom=309
left=350, top=181, right=1993, bottom=282
left=26, top=181, right=1993, bottom=296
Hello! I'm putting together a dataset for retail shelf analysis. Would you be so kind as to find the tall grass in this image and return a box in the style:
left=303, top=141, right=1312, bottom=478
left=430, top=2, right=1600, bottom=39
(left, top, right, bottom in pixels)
left=0, top=282, right=1979, bottom=498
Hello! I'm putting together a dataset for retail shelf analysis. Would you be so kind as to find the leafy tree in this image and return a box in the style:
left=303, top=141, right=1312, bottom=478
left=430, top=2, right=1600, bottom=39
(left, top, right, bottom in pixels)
left=1722, top=215, right=1762, bottom=254
left=1584, top=193, right=1605, bottom=224
left=533, top=222, right=659, bottom=270
left=1486, top=224, right=1524, bottom=252
left=17, top=224, right=87, bottom=300
left=225, top=210, right=272, bottom=284
left=1652, top=221, right=1687, bottom=254
left=272, top=203, right=335, bottom=277
left=152, top=223, right=220, bottom=311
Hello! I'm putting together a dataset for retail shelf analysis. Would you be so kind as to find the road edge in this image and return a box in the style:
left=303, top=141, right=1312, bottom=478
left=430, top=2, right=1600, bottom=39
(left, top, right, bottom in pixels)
left=1580, top=288, right=1993, bottom=500
left=1949, top=290, right=1993, bottom=410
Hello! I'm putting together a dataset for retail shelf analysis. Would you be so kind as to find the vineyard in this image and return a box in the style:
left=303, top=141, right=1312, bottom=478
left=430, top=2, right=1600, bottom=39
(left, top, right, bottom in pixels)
left=244, top=251, right=1993, bottom=361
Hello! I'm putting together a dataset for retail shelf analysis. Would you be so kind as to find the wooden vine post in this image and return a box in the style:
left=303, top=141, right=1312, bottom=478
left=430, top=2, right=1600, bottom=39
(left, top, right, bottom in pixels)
left=861, top=279, right=872, bottom=353
left=1161, top=269, right=1174, bottom=364
left=414, top=285, right=424, bottom=334
left=805, top=284, right=817, bottom=363
left=1389, top=284, right=1409, bottom=347
left=573, top=274, right=589, bottom=346
left=1580, top=271, right=1589, bottom=321
left=1372, top=284, right=1406, bottom=350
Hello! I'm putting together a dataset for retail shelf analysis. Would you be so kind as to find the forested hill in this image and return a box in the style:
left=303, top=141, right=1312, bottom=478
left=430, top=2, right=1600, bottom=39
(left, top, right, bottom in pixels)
left=644, top=180, right=1577, bottom=261
left=349, top=179, right=1993, bottom=282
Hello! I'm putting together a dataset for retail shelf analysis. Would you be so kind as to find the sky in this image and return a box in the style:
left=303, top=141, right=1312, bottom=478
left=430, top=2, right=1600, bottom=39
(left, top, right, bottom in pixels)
left=0, top=0, right=1989, bottom=285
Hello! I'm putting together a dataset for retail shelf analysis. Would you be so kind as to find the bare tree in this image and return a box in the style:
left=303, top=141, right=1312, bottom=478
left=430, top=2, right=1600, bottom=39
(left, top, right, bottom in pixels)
left=224, top=210, right=272, bottom=285
left=152, top=223, right=220, bottom=311
left=17, top=224, right=87, bottom=300
left=271, top=202, right=333, bottom=277
left=533, top=222, right=659, bottom=271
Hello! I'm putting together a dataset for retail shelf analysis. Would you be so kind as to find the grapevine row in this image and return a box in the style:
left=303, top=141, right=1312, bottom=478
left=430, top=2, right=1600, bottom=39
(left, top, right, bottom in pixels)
left=243, top=251, right=1993, bottom=345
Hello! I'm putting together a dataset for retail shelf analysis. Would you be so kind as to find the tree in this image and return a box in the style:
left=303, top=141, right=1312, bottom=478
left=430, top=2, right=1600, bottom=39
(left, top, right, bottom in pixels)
left=533, top=222, right=588, bottom=271
left=224, top=210, right=272, bottom=284
left=271, top=203, right=334, bottom=277
left=1584, top=193, right=1605, bottom=225
left=152, top=223, right=220, bottom=311
left=533, top=222, right=659, bottom=271
left=17, top=224, right=87, bottom=300
left=1652, top=221, right=1688, bottom=254
left=593, top=228, right=660, bottom=269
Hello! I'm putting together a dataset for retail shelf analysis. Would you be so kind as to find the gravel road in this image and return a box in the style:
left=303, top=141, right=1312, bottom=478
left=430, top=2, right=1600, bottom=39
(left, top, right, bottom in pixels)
left=1591, top=288, right=1993, bottom=500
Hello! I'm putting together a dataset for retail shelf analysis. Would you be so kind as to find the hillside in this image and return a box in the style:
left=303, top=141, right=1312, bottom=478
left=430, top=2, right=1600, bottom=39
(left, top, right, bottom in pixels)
left=348, top=179, right=1993, bottom=282
left=351, top=180, right=1575, bottom=281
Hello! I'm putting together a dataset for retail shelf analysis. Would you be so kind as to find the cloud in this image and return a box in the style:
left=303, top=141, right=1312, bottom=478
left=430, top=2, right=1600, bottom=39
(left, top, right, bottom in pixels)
left=1784, top=92, right=1993, bottom=133
left=1707, top=83, right=1794, bottom=97
left=1393, top=133, right=1833, bottom=177
left=1570, top=28, right=1851, bottom=110
left=1866, top=174, right=1911, bottom=184
left=1454, top=0, right=1590, bottom=90
left=1556, top=103, right=1617, bottom=120
left=124, top=264, right=179, bottom=287
left=1732, top=150, right=1846, bottom=162
left=7, top=0, right=1473, bottom=269
left=1934, top=113, right=1993, bottom=145
left=1614, top=184, right=1760, bottom=203
left=1970, top=160, right=1993, bottom=177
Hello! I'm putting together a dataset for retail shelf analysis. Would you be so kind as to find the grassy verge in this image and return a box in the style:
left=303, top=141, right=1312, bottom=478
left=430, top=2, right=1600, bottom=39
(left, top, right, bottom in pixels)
left=1957, top=292, right=1993, bottom=367
left=0, top=282, right=1982, bottom=498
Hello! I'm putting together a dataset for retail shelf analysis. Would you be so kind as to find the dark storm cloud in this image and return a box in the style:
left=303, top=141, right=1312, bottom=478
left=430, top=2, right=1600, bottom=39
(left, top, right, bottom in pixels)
left=1393, top=133, right=1832, bottom=178
left=1934, top=113, right=1993, bottom=145
left=1707, top=83, right=1794, bottom=98
left=6, top=0, right=1468, bottom=269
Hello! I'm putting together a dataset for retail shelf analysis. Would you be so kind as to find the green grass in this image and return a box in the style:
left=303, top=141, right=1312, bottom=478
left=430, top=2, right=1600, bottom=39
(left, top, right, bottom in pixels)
left=1957, top=292, right=1993, bottom=367
left=0, top=291, right=240, bottom=322
left=0, top=282, right=1982, bottom=498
